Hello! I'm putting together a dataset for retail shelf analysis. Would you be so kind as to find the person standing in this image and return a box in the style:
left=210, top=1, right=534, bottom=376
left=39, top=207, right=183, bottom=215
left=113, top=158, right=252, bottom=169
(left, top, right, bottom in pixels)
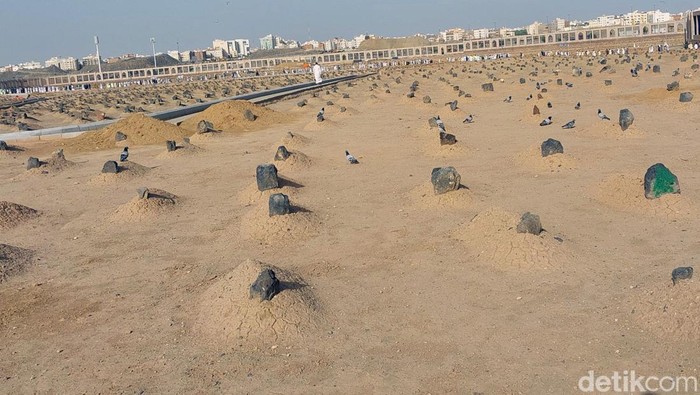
left=313, top=62, right=323, bottom=84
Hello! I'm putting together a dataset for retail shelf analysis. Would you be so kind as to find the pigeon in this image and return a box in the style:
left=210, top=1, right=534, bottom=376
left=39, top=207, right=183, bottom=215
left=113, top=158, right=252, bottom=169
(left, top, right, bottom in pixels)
left=574, top=102, right=581, bottom=110
left=630, top=68, right=638, bottom=77
left=526, top=94, right=532, bottom=101
left=561, top=119, right=575, bottom=129
left=597, top=109, right=610, bottom=120
left=547, top=101, right=553, bottom=108
left=504, top=96, right=512, bottom=103
left=435, top=116, right=445, bottom=130
left=672, top=266, right=693, bottom=285
left=536, top=82, right=541, bottom=90
left=120, top=147, right=129, bottom=162
left=463, top=114, right=474, bottom=124
left=539, top=116, right=552, bottom=126
left=565, top=82, right=574, bottom=88
left=317, top=107, right=325, bottom=122
left=345, top=150, right=359, bottom=164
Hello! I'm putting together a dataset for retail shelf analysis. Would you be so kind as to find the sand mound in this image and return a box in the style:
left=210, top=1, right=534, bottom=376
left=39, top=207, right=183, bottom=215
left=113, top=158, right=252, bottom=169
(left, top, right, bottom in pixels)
left=196, top=259, right=324, bottom=347
left=61, top=114, right=192, bottom=151
left=187, top=130, right=224, bottom=144
left=236, top=183, right=302, bottom=206
left=279, top=132, right=310, bottom=149
left=302, top=119, right=339, bottom=132
left=179, top=100, right=295, bottom=133
left=111, top=188, right=179, bottom=222
left=595, top=174, right=693, bottom=217
left=155, top=143, right=203, bottom=159
left=0, top=201, right=39, bottom=229
left=631, top=278, right=700, bottom=340
left=407, top=182, right=473, bottom=209
left=240, top=202, right=321, bottom=245
left=273, top=151, right=311, bottom=170
left=422, top=138, right=472, bottom=157
left=576, top=120, right=644, bottom=139
left=0, top=244, right=34, bottom=283
left=513, top=145, right=577, bottom=173
left=88, top=160, right=151, bottom=185
left=453, top=207, right=569, bottom=270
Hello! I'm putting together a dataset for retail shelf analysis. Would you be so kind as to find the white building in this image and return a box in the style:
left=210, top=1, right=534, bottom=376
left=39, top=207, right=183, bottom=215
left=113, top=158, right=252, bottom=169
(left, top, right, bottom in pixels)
left=17, top=61, right=42, bottom=70
left=622, top=11, right=648, bottom=25
left=45, top=56, right=80, bottom=71
left=647, top=10, right=672, bottom=23
left=472, top=28, right=489, bottom=39
left=233, top=39, right=250, bottom=57
left=205, top=48, right=225, bottom=60
left=167, top=50, right=181, bottom=61
left=440, top=28, right=466, bottom=42
left=588, top=14, right=620, bottom=27
left=259, top=34, right=276, bottom=50
left=81, top=54, right=101, bottom=67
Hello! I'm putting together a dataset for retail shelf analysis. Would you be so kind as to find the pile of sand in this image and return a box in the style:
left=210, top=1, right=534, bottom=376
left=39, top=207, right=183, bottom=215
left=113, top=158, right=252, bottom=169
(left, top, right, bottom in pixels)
left=196, top=259, right=324, bottom=348
left=88, top=160, right=151, bottom=185
left=595, top=174, right=693, bottom=217
left=0, top=201, right=39, bottom=229
left=279, top=132, right=310, bottom=149
left=179, top=100, right=295, bottom=133
left=576, top=120, right=644, bottom=139
left=513, top=144, right=577, bottom=173
left=273, top=150, right=312, bottom=170
left=236, top=183, right=301, bottom=206
left=239, top=201, right=320, bottom=245
left=422, top=139, right=472, bottom=157
left=631, top=277, right=700, bottom=340
left=302, top=118, right=339, bottom=132
left=452, top=207, right=570, bottom=270
left=407, top=182, right=473, bottom=209
left=61, top=114, right=193, bottom=151
left=155, top=142, right=203, bottom=159
left=0, top=244, right=34, bottom=283
left=111, top=188, right=179, bottom=222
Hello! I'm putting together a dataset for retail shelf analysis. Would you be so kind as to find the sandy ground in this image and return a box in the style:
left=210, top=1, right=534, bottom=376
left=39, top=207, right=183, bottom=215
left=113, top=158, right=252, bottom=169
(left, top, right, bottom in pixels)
left=2, top=46, right=700, bottom=393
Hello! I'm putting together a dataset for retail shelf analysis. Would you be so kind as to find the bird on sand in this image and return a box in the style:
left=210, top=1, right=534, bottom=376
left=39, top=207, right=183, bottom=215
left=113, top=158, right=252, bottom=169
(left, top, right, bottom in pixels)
left=539, top=116, right=552, bottom=126
left=574, top=102, right=581, bottom=110
left=317, top=107, right=325, bottom=122
left=345, top=150, right=359, bottom=164
left=597, top=109, right=611, bottom=120
left=463, top=114, right=474, bottom=124
left=120, top=147, right=129, bottom=162
left=561, top=119, right=575, bottom=129
left=504, top=96, right=512, bottom=103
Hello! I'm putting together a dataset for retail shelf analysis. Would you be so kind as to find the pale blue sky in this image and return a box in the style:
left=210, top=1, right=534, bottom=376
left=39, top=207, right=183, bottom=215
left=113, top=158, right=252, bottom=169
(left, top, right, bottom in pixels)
left=1, top=0, right=695, bottom=66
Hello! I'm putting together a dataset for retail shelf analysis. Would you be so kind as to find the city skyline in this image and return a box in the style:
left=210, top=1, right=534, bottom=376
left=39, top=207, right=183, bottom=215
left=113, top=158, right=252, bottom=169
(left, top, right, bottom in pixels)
left=1, top=0, right=697, bottom=66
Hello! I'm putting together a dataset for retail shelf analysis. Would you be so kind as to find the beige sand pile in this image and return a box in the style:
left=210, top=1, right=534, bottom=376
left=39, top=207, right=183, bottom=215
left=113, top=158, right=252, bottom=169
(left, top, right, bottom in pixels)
left=155, top=142, right=203, bottom=159
left=88, top=160, right=151, bottom=185
left=513, top=145, right=577, bottom=173
left=111, top=188, right=179, bottom=222
left=0, top=244, right=34, bottom=283
left=595, top=174, right=693, bottom=217
left=61, top=114, right=192, bottom=151
left=273, top=150, right=311, bottom=170
left=279, top=131, right=310, bottom=149
left=302, top=118, right=339, bottom=132
left=0, top=201, right=39, bottom=229
left=453, top=207, right=570, bottom=270
left=239, top=201, right=320, bottom=245
left=187, top=130, right=224, bottom=144
left=407, top=182, right=473, bottom=209
left=576, top=121, right=644, bottom=139
left=196, top=259, right=324, bottom=347
left=422, top=139, right=472, bottom=157
left=179, top=100, right=295, bottom=133
left=631, top=278, right=700, bottom=340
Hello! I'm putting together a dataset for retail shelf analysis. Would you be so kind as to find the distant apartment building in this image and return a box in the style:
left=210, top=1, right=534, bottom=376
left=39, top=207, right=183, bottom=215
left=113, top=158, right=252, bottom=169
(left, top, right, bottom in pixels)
left=302, top=40, right=320, bottom=50
left=647, top=10, right=672, bottom=23
left=45, top=56, right=80, bottom=71
left=440, top=28, right=466, bottom=42
left=17, top=61, right=42, bottom=70
left=472, top=28, right=489, bottom=39
left=233, top=39, right=250, bottom=57
left=259, top=34, right=276, bottom=50
left=588, top=14, right=620, bottom=27
left=81, top=54, right=102, bottom=67
left=622, top=11, right=648, bottom=25
left=206, top=48, right=226, bottom=60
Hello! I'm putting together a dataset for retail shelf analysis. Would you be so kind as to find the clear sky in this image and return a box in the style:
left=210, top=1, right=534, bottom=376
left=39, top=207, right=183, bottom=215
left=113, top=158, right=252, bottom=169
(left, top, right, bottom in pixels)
left=1, top=0, right=696, bottom=66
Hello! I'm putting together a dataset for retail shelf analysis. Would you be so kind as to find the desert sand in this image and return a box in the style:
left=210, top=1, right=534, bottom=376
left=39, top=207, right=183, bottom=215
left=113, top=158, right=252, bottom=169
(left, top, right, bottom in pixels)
left=2, top=44, right=700, bottom=393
